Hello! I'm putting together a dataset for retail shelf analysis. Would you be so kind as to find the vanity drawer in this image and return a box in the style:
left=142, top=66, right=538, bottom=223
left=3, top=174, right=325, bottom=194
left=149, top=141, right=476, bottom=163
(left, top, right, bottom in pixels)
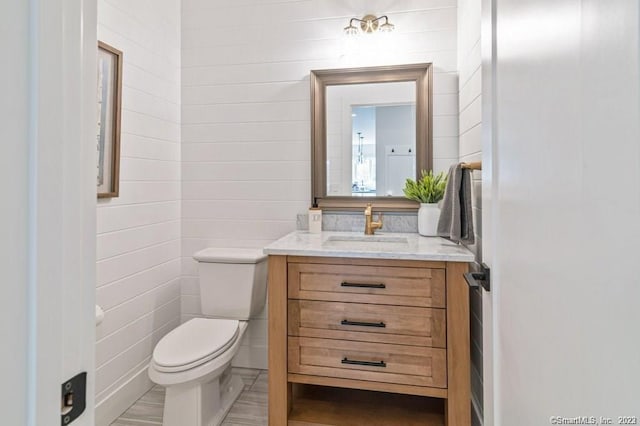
left=288, top=300, right=446, bottom=348
left=288, top=337, right=447, bottom=389
left=288, top=263, right=445, bottom=308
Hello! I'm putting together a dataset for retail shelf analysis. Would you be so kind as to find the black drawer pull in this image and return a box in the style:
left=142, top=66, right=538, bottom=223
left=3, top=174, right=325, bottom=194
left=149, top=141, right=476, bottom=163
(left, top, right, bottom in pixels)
left=340, top=281, right=386, bottom=289
left=341, top=358, right=386, bottom=368
left=341, top=319, right=386, bottom=328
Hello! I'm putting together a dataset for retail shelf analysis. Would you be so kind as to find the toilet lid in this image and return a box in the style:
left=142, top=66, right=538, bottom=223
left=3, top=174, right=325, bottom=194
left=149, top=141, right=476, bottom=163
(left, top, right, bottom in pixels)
left=193, top=247, right=267, bottom=264
left=152, top=318, right=239, bottom=372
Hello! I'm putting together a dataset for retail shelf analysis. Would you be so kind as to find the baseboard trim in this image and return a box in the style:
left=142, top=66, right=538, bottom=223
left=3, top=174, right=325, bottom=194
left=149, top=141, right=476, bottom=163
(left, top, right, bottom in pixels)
left=95, top=363, right=154, bottom=426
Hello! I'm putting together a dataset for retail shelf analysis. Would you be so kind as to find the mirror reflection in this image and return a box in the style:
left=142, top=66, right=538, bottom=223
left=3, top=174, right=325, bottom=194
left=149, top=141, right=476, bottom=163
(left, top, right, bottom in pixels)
left=326, top=81, right=416, bottom=197
left=311, top=63, right=431, bottom=211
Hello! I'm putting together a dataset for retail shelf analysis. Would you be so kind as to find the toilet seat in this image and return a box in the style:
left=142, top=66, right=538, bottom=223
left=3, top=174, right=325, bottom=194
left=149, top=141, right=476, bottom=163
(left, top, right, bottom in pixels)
left=152, top=318, right=239, bottom=373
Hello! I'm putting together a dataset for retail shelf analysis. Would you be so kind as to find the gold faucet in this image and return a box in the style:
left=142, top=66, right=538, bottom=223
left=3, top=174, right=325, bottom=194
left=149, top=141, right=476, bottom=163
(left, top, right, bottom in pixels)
left=364, top=203, right=383, bottom=235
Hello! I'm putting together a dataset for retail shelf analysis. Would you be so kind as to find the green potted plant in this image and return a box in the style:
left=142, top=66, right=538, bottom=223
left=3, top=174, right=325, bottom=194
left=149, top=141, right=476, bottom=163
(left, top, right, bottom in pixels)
left=403, top=170, right=448, bottom=236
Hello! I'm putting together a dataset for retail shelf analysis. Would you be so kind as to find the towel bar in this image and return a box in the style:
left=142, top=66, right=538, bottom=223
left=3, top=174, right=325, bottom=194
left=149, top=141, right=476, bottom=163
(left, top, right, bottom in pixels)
left=461, top=161, right=482, bottom=170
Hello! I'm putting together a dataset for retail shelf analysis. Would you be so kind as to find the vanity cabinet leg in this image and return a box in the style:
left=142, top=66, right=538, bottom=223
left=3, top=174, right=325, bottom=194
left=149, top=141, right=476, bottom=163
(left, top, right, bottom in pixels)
left=445, top=262, right=471, bottom=426
left=268, top=256, right=289, bottom=425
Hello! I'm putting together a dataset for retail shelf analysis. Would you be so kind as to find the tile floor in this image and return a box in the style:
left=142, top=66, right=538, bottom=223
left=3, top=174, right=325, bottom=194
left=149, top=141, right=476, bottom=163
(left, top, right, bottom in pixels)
left=110, top=368, right=268, bottom=426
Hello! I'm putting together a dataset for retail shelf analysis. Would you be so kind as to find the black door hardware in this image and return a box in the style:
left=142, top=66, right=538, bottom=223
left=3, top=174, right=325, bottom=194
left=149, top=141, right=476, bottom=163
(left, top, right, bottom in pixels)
left=61, top=372, right=87, bottom=425
left=463, top=262, right=491, bottom=292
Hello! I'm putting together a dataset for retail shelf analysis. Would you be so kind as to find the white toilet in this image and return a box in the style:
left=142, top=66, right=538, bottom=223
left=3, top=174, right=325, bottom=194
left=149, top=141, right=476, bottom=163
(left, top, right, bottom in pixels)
left=148, top=248, right=268, bottom=426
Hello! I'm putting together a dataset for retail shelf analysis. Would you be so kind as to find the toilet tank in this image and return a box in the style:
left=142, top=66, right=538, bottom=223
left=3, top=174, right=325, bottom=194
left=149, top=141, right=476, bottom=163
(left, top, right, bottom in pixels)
left=193, top=248, right=268, bottom=320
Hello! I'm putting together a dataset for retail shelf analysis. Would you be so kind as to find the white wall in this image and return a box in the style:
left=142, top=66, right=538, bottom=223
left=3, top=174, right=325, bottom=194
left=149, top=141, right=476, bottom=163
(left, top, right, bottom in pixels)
left=458, top=0, right=483, bottom=424
left=95, top=1, right=181, bottom=424
left=180, top=0, right=459, bottom=369
left=492, top=0, right=640, bottom=423
left=459, top=0, right=482, bottom=257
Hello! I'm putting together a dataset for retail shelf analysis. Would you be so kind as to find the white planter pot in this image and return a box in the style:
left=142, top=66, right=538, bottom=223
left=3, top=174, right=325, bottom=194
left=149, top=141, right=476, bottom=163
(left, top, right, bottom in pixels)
left=418, top=203, right=441, bottom=236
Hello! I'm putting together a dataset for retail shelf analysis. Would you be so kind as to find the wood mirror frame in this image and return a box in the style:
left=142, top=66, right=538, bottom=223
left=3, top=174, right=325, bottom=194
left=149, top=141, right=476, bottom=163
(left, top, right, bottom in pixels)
left=311, top=63, right=433, bottom=211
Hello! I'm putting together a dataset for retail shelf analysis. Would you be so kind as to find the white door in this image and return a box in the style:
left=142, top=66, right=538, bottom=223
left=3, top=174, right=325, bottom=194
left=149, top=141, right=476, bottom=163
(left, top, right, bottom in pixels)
left=480, top=0, right=496, bottom=424
left=487, top=0, right=640, bottom=424
left=1, top=0, right=97, bottom=425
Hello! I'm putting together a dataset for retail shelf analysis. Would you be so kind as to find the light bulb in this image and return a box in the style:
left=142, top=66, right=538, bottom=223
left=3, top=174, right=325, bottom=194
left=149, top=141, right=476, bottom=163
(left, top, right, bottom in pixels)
left=379, top=22, right=394, bottom=33
left=344, top=25, right=359, bottom=36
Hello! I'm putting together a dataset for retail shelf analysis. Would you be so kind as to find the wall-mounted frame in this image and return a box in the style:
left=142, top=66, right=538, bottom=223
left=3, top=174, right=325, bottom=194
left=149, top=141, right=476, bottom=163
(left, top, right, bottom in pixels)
left=311, top=63, right=433, bottom=211
left=96, top=41, right=122, bottom=198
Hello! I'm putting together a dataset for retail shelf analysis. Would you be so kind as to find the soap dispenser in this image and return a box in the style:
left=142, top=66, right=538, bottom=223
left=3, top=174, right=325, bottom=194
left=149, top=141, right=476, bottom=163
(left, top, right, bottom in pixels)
left=308, top=203, right=322, bottom=233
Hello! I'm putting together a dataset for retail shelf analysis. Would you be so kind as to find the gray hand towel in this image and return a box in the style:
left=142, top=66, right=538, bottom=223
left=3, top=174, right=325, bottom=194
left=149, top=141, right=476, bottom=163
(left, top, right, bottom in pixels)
left=437, top=163, right=475, bottom=245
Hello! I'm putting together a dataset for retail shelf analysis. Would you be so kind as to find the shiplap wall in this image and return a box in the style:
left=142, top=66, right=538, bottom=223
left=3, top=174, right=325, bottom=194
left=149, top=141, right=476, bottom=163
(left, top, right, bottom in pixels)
left=95, top=0, right=181, bottom=424
left=458, top=0, right=483, bottom=424
left=180, top=0, right=459, bottom=369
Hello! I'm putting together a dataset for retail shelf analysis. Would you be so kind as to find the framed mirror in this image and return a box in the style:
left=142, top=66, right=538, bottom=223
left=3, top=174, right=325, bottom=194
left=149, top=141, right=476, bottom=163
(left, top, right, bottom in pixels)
left=311, top=63, right=432, bottom=211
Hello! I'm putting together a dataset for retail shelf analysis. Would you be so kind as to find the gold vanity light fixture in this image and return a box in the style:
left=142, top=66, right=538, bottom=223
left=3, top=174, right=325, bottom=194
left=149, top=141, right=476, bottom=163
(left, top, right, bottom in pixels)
left=344, top=14, right=395, bottom=36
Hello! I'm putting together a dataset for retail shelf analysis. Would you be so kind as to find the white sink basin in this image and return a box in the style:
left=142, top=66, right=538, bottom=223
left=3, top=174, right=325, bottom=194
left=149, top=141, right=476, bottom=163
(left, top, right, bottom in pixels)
left=322, top=234, right=410, bottom=249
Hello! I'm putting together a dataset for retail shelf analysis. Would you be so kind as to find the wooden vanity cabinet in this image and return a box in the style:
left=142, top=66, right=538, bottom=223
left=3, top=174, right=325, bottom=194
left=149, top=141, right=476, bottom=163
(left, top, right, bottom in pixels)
left=268, top=255, right=470, bottom=426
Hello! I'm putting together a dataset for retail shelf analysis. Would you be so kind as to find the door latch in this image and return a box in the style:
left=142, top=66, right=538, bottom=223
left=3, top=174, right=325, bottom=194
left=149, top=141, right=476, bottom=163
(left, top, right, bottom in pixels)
left=61, top=372, right=86, bottom=425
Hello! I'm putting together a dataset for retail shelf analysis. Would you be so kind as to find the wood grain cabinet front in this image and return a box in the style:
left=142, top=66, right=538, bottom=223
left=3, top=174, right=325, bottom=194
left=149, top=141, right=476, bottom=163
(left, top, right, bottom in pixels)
left=268, top=255, right=470, bottom=426
left=288, top=262, right=445, bottom=308
left=288, top=300, right=446, bottom=348
left=288, top=336, right=447, bottom=389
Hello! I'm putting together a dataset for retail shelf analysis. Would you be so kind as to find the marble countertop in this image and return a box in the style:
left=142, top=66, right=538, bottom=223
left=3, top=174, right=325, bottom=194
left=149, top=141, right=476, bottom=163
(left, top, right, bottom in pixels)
left=263, top=231, right=474, bottom=262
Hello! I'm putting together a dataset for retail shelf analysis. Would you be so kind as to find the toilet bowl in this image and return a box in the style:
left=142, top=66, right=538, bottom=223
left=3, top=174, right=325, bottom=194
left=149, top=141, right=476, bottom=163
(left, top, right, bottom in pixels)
left=148, top=248, right=267, bottom=426
left=148, top=319, right=248, bottom=426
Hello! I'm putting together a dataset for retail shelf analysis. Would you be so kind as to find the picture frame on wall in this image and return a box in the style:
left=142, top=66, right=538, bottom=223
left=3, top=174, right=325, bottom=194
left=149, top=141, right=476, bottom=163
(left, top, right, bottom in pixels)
left=96, top=41, right=122, bottom=198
